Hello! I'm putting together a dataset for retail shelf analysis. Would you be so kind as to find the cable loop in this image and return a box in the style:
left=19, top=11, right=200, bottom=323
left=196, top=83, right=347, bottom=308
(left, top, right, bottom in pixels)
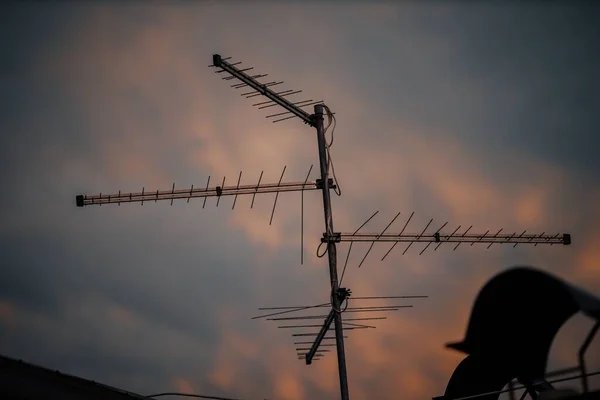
left=316, top=241, right=328, bottom=258
left=321, top=104, right=342, bottom=197
left=330, top=289, right=350, bottom=313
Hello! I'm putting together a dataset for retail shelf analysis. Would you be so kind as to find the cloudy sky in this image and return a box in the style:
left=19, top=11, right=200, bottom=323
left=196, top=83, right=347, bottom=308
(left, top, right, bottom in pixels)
left=1, top=1, right=599, bottom=399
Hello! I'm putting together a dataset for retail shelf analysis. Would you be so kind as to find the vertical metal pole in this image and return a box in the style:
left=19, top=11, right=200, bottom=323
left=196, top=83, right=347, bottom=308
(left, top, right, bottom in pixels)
left=314, top=104, right=350, bottom=400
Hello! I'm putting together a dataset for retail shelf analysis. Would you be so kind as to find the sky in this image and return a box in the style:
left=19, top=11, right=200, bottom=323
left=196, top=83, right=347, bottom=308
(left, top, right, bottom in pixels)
left=1, top=1, right=599, bottom=399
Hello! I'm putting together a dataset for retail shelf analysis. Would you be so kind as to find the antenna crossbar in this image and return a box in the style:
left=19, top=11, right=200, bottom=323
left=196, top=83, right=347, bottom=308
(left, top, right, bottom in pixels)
left=341, top=212, right=573, bottom=263
left=212, top=54, right=314, bottom=126
left=335, top=232, right=571, bottom=245
left=76, top=180, right=329, bottom=207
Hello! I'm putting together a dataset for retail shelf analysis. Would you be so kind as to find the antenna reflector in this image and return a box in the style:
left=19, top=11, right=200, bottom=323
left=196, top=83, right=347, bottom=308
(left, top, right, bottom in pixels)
left=202, top=176, right=211, bottom=208
left=223, top=67, right=254, bottom=79
left=272, top=115, right=297, bottom=123
left=250, top=171, right=263, bottom=209
left=187, top=185, right=194, bottom=203
left=269, top=166, right=287, bottom=225
left=358, top=211, right=401, bottom=268
left=215, top=176, right=226, bottom=207
left=513, top=230, right=527, bottom=247
left=454, top=225, right=473, bottom=250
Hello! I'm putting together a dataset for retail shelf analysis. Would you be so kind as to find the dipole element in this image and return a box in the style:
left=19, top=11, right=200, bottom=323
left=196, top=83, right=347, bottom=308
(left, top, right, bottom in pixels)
left=313, top=104, right=350, bottom=400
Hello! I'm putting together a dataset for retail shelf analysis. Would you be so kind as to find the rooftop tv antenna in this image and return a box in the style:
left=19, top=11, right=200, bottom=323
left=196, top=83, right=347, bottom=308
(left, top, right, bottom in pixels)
left=74, top=53, right=572, bottom=400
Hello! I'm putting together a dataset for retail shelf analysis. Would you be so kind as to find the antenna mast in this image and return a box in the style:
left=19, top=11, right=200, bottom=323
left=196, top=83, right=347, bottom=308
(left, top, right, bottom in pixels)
left=313, top=104, right=349, bottom=398
left=74, top=53, right=573, bottom=400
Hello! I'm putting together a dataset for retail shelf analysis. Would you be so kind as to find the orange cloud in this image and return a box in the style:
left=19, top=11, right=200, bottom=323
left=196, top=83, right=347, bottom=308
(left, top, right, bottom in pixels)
left=573, top=191, right=600, bottom=286
left=209, top=309, right=262, bottom=393
left=107, top=304, right=138, bottom=331
left=273, top=371, right=306, bottom=400
left=0, top=301, right=15, bottom=330
left=515, top=186, right=546, bottom=227
left=172, top=377, right=196, bottom=393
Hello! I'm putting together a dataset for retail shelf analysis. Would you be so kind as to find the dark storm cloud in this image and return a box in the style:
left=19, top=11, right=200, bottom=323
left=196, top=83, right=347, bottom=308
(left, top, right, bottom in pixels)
left=3, top=294, right=219, bottom=395
left=0, top=204, right=273, bottom=396
left=0, top=5, right=101, bottom=214
left=0, top=4, right=259, bottom=392
left=0, top=208, right=255, bottom=337
left=333, top=2, right=600, bottom=180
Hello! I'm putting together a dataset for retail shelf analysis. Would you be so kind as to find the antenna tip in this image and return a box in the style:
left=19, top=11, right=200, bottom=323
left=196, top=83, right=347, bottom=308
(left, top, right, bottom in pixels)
left=76, top=195, right=84, bottom=207
left=213, top=54, right=222, bottom=67
left=563, top=233, right=572, bottom=245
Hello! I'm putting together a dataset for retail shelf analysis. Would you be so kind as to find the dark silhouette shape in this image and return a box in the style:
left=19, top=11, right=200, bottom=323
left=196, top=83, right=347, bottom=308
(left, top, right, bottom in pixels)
left=437, top=266, right=600, bottom=400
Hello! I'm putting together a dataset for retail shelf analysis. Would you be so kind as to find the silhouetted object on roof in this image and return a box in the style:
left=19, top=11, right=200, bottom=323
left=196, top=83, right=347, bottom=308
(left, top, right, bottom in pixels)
left=0, top=354, right=248, bottom=400
left=0, top=354, right=150, bottom=399
left=435, top=266, right=600, bottom=400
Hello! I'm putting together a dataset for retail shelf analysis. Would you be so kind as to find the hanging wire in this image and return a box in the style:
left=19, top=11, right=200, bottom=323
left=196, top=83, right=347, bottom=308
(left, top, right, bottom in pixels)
left=314, top=104, right=341, bottom=261
left=147, top=393, right=244, bottom=399
left=322, top=104, right=341, bottom=197
left=429, top=370, right=600, bottom=400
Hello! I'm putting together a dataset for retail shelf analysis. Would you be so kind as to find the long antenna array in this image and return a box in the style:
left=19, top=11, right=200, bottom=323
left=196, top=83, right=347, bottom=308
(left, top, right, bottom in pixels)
left=75, top=168, right=325, bottom=209
left=74, top=53, right=572, bottom=400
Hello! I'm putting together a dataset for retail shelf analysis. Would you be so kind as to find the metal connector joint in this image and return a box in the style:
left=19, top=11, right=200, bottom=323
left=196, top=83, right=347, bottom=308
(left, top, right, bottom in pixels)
left=76, top=195, right=85, bottom=207
left=337, top=287, right=352, bottom=302
left=321, top=232, right=341, bottom=243
left=315, top=178, right=336, bottom=189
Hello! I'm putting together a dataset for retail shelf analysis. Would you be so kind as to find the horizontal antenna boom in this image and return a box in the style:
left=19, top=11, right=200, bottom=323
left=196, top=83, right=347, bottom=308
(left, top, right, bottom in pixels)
left=76, top=180, right=329, bottom=207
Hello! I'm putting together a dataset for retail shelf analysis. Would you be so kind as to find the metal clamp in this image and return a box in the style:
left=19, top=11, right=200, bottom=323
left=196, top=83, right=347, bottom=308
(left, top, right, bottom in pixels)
left=315, top=178, right=336, bottom=189
left=337, top=287, right=352, bottom=302
left=321, top=232, right=341, bottom=243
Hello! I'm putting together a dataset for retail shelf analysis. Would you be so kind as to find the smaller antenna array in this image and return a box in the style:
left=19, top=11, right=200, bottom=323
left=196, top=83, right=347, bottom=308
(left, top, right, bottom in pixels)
left=253, top=294, right=428, bottom=364
left=209, top=54, right=327, bottom=125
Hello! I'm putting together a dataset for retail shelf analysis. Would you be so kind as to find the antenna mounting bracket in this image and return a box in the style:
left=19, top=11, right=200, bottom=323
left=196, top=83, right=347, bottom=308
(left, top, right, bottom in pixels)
left=337, top=287, right=352, bottom=301
left=322, top=232, right=342, bottom=243
left=213, top=54, right=223, bottom=68
left=315, top=178, right=336, bottom=189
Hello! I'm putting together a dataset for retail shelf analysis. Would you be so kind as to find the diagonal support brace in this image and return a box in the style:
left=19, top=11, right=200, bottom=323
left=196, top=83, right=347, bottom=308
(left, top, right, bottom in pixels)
left=306, top=309, right=335, bottom=365
left=306, top=288, right=351, bottom=365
